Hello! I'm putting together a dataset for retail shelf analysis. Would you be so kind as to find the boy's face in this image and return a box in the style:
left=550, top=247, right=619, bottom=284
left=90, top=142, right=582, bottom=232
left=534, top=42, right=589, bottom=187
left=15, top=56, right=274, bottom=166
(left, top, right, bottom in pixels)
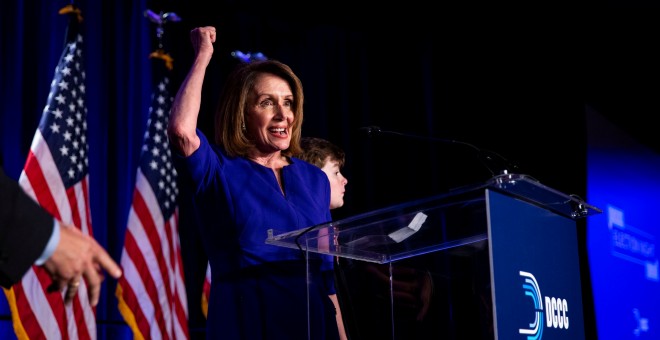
left=320, top=158, right=348, bottom=209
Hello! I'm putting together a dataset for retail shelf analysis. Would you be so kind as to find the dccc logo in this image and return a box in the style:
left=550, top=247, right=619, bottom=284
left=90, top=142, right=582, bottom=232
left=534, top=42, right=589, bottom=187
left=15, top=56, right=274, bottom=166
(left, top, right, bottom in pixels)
left=519, top=271, right=569, bottom=340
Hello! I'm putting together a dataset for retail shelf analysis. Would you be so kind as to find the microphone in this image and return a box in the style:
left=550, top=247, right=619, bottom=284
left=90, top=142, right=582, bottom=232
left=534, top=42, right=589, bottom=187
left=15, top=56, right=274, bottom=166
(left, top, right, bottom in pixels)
left=358, top=125, right=382, bottom=138
left=358, top=125, right=519, bottom=176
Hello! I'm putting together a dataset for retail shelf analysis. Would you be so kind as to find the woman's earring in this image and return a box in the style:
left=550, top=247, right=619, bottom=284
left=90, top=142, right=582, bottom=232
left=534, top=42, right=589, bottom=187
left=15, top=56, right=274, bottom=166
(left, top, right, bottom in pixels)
left=241, top=123, right=246, bottom=131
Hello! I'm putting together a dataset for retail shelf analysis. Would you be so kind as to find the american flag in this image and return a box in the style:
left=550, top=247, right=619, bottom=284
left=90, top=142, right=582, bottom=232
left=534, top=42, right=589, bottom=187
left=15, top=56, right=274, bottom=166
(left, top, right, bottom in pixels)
left=2, top=23, right=98, bottom=340
left=115, top=60, right=189, bottom=339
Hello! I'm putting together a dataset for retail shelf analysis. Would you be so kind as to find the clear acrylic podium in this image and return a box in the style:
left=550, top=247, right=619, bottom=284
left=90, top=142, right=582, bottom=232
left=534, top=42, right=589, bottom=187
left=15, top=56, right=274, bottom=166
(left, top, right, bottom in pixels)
left=266, top=173, right=601, bottom=340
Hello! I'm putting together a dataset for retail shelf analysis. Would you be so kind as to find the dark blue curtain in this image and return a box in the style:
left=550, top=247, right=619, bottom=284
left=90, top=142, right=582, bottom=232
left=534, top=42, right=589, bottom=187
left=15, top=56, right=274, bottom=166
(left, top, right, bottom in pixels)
left=1, top=1, right=592, bottom=339
left=1, top=1, right=152, bottom=339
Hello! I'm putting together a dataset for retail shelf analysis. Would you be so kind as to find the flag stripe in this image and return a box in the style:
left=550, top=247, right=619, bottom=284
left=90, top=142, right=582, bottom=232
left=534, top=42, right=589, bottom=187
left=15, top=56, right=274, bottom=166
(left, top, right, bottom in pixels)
left=66, top=185, right=82, bottom=237
left=135, top=182, right=173, bottom=332
left=33, top=265, right=67, bottom=339
left=82, top=177, right=92, bottom=234
left=21, top=149, right=62, bottom=221
left=134, top=184, right=175, bottom=311
left=71, top=291, right=90, bottom=340
left=21, top=131, right=71, bottom=222
left=170, top=212, right=189, bottom=339
left=123, top=220, right=168, bottom=338
left=12, top=275, right=48, bottom=340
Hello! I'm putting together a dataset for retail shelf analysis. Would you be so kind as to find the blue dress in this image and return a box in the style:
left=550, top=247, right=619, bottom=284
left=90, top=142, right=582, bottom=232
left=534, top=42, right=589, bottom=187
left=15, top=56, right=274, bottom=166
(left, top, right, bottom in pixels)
left=175, top=131, right=339, bottom=340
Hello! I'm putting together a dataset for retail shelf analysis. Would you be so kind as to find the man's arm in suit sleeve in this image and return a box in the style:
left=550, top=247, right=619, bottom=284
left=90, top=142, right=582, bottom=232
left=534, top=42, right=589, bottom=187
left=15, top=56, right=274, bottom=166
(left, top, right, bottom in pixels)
left=0, top=166, right=54, bottom=288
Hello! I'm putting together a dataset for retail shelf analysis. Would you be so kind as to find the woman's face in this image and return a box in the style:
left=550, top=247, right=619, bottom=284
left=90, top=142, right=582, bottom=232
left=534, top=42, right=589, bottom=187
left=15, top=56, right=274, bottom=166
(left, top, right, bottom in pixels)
left=245, top=73, right=294, bottom=154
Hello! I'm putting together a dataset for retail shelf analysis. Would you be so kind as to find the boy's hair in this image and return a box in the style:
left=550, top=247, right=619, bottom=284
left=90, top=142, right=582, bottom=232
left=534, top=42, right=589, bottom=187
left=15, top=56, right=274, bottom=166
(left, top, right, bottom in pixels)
left=299, top=137, right=345, bottom=168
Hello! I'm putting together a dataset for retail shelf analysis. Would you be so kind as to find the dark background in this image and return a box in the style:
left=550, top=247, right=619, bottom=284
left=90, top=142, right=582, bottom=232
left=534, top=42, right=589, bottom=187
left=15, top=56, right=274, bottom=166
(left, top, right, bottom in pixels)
left=3, top=1, right=660, bottom=338
left=160, top=4, right=660, bottom=337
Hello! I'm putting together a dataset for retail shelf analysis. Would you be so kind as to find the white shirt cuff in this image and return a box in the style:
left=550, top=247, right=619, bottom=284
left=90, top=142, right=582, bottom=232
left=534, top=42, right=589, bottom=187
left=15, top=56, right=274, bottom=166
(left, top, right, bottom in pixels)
left=35, top=220, right=60, bottom=266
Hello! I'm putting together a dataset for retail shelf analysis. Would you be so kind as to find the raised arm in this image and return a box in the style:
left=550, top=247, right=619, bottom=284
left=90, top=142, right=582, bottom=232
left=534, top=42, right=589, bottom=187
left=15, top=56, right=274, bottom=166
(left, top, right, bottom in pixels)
left=168, top=26, right=217, bottom=157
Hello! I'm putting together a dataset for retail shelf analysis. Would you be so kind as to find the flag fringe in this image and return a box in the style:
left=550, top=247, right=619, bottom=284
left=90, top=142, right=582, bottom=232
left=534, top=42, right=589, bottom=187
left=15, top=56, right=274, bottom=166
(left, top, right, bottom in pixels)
left=115, top=285, right=146, bottom=340
left=201, top=293, right=208, bottom=319
left=2, top=287, right=29, bottom=340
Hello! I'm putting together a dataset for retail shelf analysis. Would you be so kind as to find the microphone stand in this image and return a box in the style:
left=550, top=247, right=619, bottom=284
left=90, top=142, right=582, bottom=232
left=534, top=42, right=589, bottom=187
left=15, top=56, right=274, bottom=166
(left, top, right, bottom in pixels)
left=359, top=126, right=519, bottom=177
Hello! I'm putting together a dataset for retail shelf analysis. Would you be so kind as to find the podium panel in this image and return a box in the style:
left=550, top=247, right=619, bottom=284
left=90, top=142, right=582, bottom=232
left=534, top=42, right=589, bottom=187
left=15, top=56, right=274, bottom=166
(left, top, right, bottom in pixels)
left=487, top=189, right=586, bottom=340
left=266, top=174, right=601, bottom=339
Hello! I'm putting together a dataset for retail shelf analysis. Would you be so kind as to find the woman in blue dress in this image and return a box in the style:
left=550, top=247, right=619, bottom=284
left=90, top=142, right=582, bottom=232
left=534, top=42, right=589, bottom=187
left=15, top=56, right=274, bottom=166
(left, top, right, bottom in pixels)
left=168, top=26, right=344, bottom=340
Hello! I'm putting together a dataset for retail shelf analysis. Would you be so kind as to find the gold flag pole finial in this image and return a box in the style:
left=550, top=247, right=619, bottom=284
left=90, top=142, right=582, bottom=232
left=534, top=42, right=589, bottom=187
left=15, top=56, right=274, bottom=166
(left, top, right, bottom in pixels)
left=59, top=4, right=84, bottom=23
left=144, top=9, right=181, bottom=70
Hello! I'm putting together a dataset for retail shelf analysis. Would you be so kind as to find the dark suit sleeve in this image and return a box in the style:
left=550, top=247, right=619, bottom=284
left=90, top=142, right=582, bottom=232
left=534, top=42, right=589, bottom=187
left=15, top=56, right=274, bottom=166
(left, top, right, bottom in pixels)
left=0, top=166, right=54, bottom=288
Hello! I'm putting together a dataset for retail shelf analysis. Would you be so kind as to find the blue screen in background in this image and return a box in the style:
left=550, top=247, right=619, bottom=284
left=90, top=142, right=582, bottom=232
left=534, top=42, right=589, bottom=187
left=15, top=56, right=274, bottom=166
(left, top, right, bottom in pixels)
left=586, top=106, right=659, bottom=340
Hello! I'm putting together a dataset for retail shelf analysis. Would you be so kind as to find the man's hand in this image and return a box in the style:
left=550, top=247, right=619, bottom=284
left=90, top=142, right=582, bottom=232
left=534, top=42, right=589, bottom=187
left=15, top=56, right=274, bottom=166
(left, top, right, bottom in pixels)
left=42, top=223, right=122, bottom=306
